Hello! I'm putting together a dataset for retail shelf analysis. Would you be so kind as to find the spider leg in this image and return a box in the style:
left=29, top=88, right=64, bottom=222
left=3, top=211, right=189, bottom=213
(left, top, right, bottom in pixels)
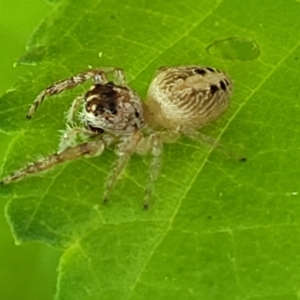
left=103, top=132, right=141, bottom=202
left=0, top=140, right=105, bottom=185
left=113, top=68, right=126, bottom=86
left=183, top=129, right=219, bottom=147
left=58, top=126, right=99, bottom=152
left=26, top=67, right=125, bottom=118
left=183, top=129, right=246, bottom=162
left=65, top=95, right=84, bottom=125
left=143, top=135, right=162, bottom=209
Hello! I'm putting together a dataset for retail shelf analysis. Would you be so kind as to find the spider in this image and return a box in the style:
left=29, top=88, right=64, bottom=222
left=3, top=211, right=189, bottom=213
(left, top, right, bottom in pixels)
left=1, top=66, right=233, bottom=208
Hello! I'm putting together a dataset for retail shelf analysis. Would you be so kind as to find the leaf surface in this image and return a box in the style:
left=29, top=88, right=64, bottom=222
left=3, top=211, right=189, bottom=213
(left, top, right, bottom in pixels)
left=1, top=0, right=300, bottom=299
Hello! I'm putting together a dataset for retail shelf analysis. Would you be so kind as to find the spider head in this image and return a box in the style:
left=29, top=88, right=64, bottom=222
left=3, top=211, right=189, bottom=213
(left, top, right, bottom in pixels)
left=81, top=82, right=145, bottom=135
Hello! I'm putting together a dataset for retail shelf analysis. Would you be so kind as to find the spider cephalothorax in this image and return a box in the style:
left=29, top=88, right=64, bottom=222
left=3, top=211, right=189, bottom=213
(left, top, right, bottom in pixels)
left=83, top=82, right=144, bottom=134
left=1, top=66, right=233, bottom=208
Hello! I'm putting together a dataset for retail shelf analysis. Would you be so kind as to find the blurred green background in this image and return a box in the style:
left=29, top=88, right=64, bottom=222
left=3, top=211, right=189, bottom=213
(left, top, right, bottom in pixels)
left=0, top=1, right=60, bottom=299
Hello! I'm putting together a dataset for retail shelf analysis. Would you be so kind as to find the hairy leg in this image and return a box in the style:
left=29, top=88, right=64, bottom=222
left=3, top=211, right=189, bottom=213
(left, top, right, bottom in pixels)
left=65, top=95, right=84, bottom=125
left=1, top=140, right=105, bottom=185
left=26, top=67, right=125, bottom=118
left=58, top=125, right=99, bottom=152
left=183, top=128, right=246, bottom=162
left=112, top=68, right=126, bottom=86
left=103, top=132, right=141, bottom=202
left=143, top=135, right=163, bottom=209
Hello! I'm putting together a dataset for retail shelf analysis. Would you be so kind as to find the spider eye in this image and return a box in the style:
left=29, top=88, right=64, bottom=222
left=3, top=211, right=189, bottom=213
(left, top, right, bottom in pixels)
left=87, top=125, right=105, bottom=134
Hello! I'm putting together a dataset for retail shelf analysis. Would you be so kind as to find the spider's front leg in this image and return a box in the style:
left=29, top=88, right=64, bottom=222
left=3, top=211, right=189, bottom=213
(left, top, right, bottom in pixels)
left=65, top=95, right=85, bottom=125
left=58, top=125, right=100, bottom=152
left=144, top=136, right=163, bottom=209
left=0, top=140, right=105, bottom=185
left=103, top=131, right=142, bottom=202
left=136, top=133, right=163, bottom=209
left=26, top=67, right=126, bottom=118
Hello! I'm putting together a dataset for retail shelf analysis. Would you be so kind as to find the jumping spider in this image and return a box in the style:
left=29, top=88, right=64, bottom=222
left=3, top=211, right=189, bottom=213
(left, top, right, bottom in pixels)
left=1, top=66, right=233, bottom=208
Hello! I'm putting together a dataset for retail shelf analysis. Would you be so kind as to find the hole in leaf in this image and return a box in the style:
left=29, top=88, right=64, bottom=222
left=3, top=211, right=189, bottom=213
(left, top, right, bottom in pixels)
left=207, top=37, right=260, bottom=61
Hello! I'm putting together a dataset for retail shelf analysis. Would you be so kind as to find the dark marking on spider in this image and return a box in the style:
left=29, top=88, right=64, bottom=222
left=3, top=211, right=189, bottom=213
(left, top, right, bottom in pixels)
left=210, top=84, right=219, bottom=94
left=194, top=68, right=206, bottom=75
left=85, top=83, right=118, bottom=115
left=206, top=67, right=215, bottom=72
left=220, top=80, right=226, bottom=91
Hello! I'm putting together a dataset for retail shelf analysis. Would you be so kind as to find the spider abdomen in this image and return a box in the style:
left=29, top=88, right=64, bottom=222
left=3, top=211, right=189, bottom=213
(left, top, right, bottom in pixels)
left=146, top=66, right=233, bottom=130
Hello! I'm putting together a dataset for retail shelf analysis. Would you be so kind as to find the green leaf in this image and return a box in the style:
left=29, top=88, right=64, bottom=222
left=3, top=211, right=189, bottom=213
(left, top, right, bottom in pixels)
left=1, top=0, right=300, bottom=299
